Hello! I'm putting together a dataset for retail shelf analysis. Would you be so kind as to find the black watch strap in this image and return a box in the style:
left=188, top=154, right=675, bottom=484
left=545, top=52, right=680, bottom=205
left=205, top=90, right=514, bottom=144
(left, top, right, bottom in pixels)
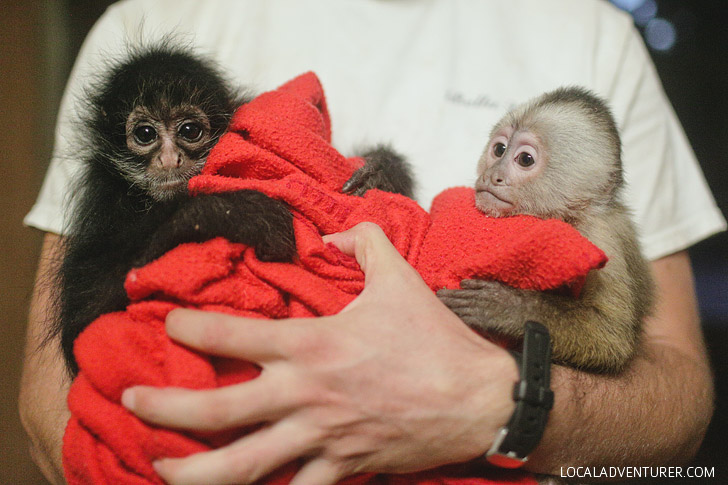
left=486, top=321, right=554, bottom=468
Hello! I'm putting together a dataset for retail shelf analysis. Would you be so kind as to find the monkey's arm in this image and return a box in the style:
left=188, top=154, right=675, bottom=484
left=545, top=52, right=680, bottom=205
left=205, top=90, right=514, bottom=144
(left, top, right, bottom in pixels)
left=437, top=270, right=642, bottom=373
left=57, top=192, right=174, bottom=374
left=56, top=190, right=295, bottom=375
left=342, top=145, right=415, bottom=198
left=135, top=190, right=296, bottom=267
left=438, top=222, right=653, bottom=373
left=59, top=245, right=134, bottom=375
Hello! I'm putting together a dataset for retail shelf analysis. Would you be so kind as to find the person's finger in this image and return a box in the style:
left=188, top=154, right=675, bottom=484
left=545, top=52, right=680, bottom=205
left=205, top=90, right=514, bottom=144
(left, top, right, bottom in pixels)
left=122, top=369, right=308, bottom=431
left=153, top=420, right=319, bottom=485
left=323, top=222, right=421, bottom=288
left=165, top=308, right=326, bottom=361
left=289, top=457, right=345, bottom=485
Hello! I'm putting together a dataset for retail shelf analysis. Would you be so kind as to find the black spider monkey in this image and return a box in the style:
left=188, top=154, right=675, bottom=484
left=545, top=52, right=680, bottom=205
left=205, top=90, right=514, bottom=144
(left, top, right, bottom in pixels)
left=54, top=46, right=296, bottom=375
left=54, top=45, right=415, bottom=376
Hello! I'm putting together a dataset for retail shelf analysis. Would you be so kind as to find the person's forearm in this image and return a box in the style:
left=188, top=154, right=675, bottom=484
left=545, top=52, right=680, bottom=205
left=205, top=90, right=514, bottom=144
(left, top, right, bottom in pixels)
left=18, top=232, right=70, bottom=484
left=527, top=342, right=712, bottom=473
left=526, top=251, right=713, bottom=474
left=20, top=343, right=70, bottom=485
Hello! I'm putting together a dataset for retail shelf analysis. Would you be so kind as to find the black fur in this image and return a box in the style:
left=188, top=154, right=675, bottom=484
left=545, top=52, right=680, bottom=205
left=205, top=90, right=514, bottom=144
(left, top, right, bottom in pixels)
left=55, top=46, right=295, bottom=375
left=343, top=145, right=415, bottom=198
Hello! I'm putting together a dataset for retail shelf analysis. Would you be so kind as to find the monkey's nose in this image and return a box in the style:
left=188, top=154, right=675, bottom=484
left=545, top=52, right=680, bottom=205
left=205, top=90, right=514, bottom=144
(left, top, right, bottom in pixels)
left=490, top=172, right=505, bottom=186
left=158, top=150, right=182, bottom=169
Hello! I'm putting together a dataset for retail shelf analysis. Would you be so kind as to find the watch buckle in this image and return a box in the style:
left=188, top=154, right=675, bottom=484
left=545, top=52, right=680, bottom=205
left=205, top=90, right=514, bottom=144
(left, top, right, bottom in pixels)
left=485, top=427, right=528, bottom=469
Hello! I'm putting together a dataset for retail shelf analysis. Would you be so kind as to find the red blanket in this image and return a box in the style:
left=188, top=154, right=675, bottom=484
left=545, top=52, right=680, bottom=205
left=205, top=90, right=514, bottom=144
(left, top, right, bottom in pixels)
left=63, top=72, right=606, bottom=484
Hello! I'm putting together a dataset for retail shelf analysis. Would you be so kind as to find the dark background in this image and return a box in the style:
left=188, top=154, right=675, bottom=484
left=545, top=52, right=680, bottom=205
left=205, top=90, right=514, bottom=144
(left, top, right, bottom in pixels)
left=1, top=1, right=725, bottom=483
left=639, top=1, right=728, bottom=483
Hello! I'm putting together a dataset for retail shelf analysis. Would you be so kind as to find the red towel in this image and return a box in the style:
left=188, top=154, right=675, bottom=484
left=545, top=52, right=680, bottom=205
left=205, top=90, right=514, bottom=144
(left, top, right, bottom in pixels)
left=63, top=72, right=606, bottom=484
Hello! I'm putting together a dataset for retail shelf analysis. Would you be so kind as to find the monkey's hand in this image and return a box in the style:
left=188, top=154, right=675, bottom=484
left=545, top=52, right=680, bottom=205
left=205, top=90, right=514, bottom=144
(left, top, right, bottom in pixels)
left=343, top=146, right=414, bottom=198
left=437, top=280, right=529, bottom=341
left=343, top=164, right=394, bottom=196
left=136, top=190, right=296, bottom=267
left=440, top=278, right=642, bottom=374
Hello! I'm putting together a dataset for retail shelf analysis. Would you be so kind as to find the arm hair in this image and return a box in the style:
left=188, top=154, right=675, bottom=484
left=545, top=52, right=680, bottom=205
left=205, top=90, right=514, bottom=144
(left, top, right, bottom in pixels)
left=18, top=232, right=69, bottom=485
left=526, top=251, right=713, bottom=474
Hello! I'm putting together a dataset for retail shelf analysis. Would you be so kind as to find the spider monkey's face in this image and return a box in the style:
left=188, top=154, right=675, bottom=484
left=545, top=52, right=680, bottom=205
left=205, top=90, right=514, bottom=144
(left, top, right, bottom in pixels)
left=125, top=104, right=213, bottom=201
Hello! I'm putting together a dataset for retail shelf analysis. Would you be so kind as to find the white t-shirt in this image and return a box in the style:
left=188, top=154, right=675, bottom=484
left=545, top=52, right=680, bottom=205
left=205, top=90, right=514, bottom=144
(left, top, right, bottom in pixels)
left=25, top=0, right=726, bottom=260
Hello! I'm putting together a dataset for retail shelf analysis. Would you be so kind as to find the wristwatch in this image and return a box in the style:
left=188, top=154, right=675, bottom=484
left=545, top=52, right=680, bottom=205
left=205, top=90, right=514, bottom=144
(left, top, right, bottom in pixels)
left=485, top=321, right=554, bottom=468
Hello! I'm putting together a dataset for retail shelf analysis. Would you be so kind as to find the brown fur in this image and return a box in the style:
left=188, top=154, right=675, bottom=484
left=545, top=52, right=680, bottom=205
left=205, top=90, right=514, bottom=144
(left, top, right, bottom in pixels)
left=438, top=87, right=654, bottom=373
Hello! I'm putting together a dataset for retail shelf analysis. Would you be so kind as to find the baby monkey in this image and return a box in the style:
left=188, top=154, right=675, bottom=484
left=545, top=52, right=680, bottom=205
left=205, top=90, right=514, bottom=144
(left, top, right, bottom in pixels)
left=55, top=46, right=296, bottom=375
left=438, top=87, right=654, bottom=373
left=55, top=45, right=415, bottom=376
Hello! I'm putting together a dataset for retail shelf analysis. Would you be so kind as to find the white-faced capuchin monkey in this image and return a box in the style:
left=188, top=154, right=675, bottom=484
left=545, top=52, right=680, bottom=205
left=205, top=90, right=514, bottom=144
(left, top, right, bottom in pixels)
left=437, top=87, right=655, bottom=373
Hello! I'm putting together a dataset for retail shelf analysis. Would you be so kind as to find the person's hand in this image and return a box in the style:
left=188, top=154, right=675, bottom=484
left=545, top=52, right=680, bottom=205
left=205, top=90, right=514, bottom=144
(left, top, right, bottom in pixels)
left=121, top=222, right=518, bottom=485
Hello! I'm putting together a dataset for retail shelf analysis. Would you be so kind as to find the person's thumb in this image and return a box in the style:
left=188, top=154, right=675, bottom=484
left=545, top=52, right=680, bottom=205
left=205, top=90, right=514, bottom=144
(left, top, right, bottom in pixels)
left=322, top=222, right=416, bottom=289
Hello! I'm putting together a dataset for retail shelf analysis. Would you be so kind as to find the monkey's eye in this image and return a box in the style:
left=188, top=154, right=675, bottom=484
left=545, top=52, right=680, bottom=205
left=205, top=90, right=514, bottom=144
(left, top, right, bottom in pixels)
left=493, top=143, right=506, bottom=158
left=133, top=125, right=157, bottom=145
left=516, top=152, right=535, bottom=168
left=178, top=122, right=203, bottom=142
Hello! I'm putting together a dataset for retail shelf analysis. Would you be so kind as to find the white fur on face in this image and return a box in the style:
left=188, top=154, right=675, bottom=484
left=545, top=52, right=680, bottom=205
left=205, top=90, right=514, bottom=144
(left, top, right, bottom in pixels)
left=476, top=87, right=623, bottom=222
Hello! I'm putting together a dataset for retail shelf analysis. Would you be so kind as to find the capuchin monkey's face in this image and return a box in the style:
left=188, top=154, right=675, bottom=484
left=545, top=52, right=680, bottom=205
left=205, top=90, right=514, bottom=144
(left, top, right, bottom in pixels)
left=124, top=104, right=213, bottom=202
left=475, top=124, right=549, bottom=218
left=474, top=90, right=623, bottom=224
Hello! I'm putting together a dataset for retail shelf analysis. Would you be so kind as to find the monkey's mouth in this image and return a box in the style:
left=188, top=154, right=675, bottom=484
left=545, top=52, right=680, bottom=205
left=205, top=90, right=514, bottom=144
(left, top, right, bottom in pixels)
left=149, top=177, right=191, bottom=201
left=158, top=179, right=186, bottom=191
left=475, top=189, right=514, bottom=212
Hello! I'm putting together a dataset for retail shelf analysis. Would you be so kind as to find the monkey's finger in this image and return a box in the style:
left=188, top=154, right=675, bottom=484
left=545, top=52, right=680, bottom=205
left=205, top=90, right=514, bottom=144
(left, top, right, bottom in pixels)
left=460, top=279, right=495, bottom=290
left=153, top=419, right=319, bottom=485
left=437, top=295, right=468, bottom=310
left=437, top=289, right=485, bottom=303
left=451, top=305, right=480, bottom=319
left=436, top=298, right=477, bottom=321
left=436, top=288, right=462, bottom=299
left=351, top=186, right=370, bottom=197
left=342, top=169, right=367, bottom=194
left=434, top=300, right=480, bottom=326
